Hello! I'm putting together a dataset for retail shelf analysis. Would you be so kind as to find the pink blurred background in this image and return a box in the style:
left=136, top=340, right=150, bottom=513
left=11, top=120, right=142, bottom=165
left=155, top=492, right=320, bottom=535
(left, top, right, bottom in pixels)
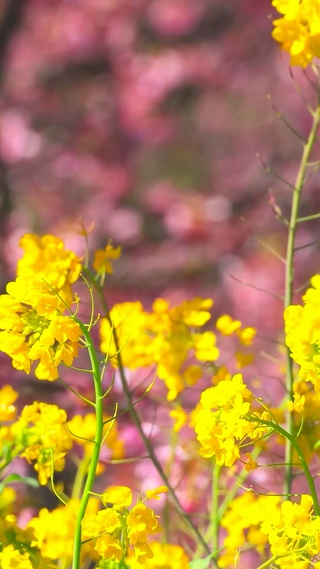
left=1, top=0, right=320, bottom=321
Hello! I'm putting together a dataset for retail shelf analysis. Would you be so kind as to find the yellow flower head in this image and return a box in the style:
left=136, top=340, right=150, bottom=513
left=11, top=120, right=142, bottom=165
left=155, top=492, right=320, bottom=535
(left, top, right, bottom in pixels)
left=272, top=0, right=320, bottom=68
left=102, top=486, right=133, bottom=509
left=0, top=385, right=18, bottom=422
left=27, top=501, right=84, bottom=561
left=0, top=277, right=81, bottom=380
left=127, top=542, right=190, bottom=569
left=17, top=233, right=82, bottom=305
left=12, top=402, right=72, bottom=484
left=93, top=242, right=121, bottom=274
left=193, top=374, right=267, bottom=466
left=0, top=545, right=33, bottom=569
left=145, top=486, right=168, bottom=501
left=100, top=297, right=218, bottom=400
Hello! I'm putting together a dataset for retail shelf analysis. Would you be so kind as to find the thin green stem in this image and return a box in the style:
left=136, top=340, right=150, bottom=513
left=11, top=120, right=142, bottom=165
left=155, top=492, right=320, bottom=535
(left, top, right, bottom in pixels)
left=255, top=556, right=277, bottom=569
left=284, top=90, right=320, bottom=498
left=71, top=454, right=91, bottom=502
left=217, top=446, right=261, bottom=521
left=211, top=464, right=220, bottom=555
left=95, top=286, right=212, bottom=558
left=72, top=320, right=104, bottom=569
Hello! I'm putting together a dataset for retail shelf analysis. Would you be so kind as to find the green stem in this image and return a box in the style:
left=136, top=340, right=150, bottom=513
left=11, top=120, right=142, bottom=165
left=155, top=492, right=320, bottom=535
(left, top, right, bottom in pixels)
left=254, top=418, right=320, bottom=515
left=211, top=464, right=220, bottom=555
left=217, top=446, right=261, bottom=521
left=71, top=453, right=91, bottom=501
left=72, top=320, right=104, bottom=569
left=96, top=287, right=212, bottom=558
left=284, top=91, right=320, bottom=498
left=255, top=556, right=277, bottom=569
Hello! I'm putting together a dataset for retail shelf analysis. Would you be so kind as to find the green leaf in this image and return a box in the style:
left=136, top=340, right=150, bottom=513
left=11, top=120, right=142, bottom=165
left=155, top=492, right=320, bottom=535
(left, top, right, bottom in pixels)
left=1, top=473, right=39, bottom=488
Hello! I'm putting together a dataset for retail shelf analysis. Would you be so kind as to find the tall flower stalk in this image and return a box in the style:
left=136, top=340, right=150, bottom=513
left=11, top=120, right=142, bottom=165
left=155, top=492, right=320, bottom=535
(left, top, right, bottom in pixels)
left=283, top=86, right=320, bottom=497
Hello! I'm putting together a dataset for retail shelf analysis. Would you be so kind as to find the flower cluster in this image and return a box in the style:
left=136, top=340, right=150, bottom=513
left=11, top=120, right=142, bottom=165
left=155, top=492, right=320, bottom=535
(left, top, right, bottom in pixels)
left=272, top=0, right=320, bottom=67
left=27, top=501, right=79, bottom=562
left=82, top=486, right=166, bottom=564
left=284, top=275, right=320, bottom=395
left=11, top=401, right=73, bottom=485
left=0, top=544, right=34, bottom=569
left=261, top=494, right=320, bottom=568
left=0, top=503, right=37, bottom=568
left=127, top=542, right=190, bottom=569
left=17, top=233, right=82, bottom=305
left=100, top=298, right=219, bottom=400
left=218, top=492, right=281, bottom=568
left=192, top=373, right=268, bottom=466
left=0, top=234, right=82, bottom=380
left=286, top=380, right=320, bottom=463
left=27, top=499, right=99, bottom=564
left=216, top=314, right=256, bottom=369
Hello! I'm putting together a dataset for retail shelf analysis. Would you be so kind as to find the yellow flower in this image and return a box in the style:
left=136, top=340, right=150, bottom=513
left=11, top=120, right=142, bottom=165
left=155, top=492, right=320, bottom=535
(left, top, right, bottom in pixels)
left=95, top=534, right=123, bottom=561
left=0, top=385, right=18, bottom=422
left=100, top=297, right=218, bottom=400
left=169, top=406, right=188, bottom=433
left=237, top=326, right=256, bottom=346
left=0, top=545, right=33, bottom=569
left=12, top=402, right=72, bottom=484
left=235, top=352, right=254, bottom=369
left=17, top=233, right=82, bottom=305
left=82, top=508, right=122, bottom=538
left=216, top=315, right=242, bottom=335
left=260, top=493, right=320, bottom=566
left=219, top=493, right=281, bottom=567
left=193, top=331, right=219, bottom=361
left=93, top=242, right=121, bottom=274
left=284, top=278, right=320, bottom=394
left=102, top=486, right=133, bottom=509
left=272, top=0, right=320, bottom=68
left=127, top=542, right=190, bottom=569
left=0, top=279, right=81, bottom=381
left=287, top=392, right=305, bottom=413
left=145, top=486, right=168, bottom=500
left=28, top=501, right=80, bottom=561
left=0, top=487, right=16, bottom=510
left=193, top=374, right=267, bottom=466
left=127, top=503, right=161, bottom=542
left=243, top=453, right=259, bottom=472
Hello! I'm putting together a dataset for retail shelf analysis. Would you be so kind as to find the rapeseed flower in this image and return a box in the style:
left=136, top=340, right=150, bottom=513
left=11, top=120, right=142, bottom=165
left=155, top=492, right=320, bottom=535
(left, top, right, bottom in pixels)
left=127, top=542, right=190, bottom=569
left=272, top=0, right=320, bottom=67
left=261, top=494, right=320, bottom=567
left=193, top=374, right=268, bottom=466
left=17, top=233, right=81, bottom=306
left=0, top=233, right=83, bottom=379
left=11, top=402, right=72, bottom=484
left=218, top=493, right=281, bottom=568
left=82, top=488, right=162, bottom=564
left=100, top=297, right=219, bottom=400
left=284, top=275, right=320, bottom=394
left=0, top=385, right=18, bottom=422
left=0, top=276, right=81, bottom=380
left=93, top=242, right=121, bottom=275
left=0, top=544, right=33, bottom=569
